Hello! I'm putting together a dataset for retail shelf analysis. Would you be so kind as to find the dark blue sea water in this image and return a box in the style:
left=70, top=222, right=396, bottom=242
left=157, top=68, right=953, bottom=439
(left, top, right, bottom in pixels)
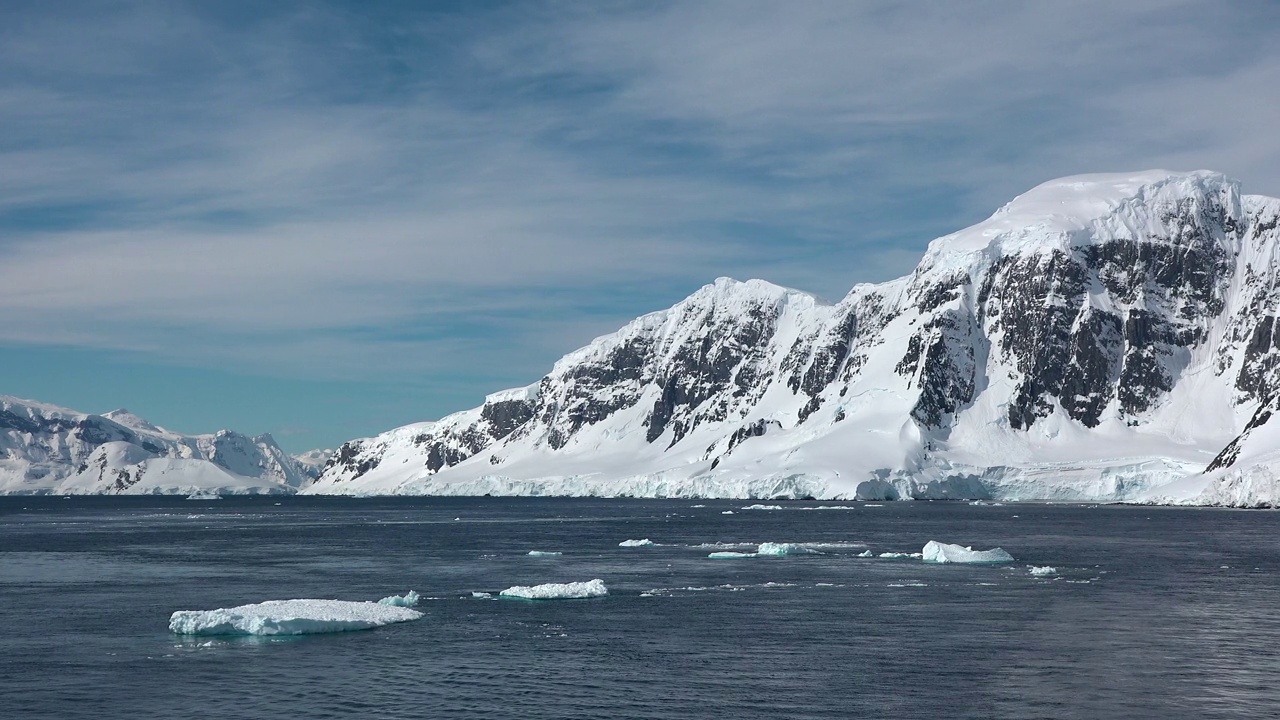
left=2, top=498, right=1278, bottom=719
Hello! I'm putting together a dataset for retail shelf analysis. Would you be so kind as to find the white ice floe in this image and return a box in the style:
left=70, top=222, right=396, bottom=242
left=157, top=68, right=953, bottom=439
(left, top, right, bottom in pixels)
left=377, top=590, right=420, bottom=607
left=857, top=550, right=875, bottom=558
left=471, top=591, right=493, bottom=598
left=169, top=599, right=423, bottom=636
left=526, top=551, right=562, bottom=557
left=756, top=542, right=821, bottom=556
left=499, top=579, right=608, bottom=600
left=708, top=551, right=757, bottom=559
left=619, top=539, right=655, bottom=547
left=721, top=511, right=735, bottom=515
left=922, top=541, right=1015, bottom=564
left=741, top=504, right=783, bottom=510
left=1028, top=566, right=1058, bottom=576
left=878, top=552, right=924, bottom=559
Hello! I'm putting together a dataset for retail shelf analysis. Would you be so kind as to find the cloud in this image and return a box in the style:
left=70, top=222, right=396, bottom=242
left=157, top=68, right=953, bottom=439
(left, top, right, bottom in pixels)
left=1, top=0, right=1278, bottom=395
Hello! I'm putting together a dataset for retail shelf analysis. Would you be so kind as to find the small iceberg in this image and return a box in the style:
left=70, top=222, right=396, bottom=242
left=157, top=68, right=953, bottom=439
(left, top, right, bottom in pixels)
left=526, top=551, right=562, bottom=557
left=721, top=510, right=735, bottom=515
left=499, top=579, right=608, bottom=600
left=878, top=552, right=924, bottom=559
left=377, top=590, right=420, bottom=607
left=1028, top=566, right=1057, bottom=577
left=741, top=504, right=783, bottom=510
left=471, top=591, right=493, bottom=598
left=856, top=550, right=874, bottom=558
left=169, top=599, right=422, bottom=636
left=922, top=541, right=1015, bottom=564
left=619, top=539, right=655, bottom=547
left=708, top=551, right=757, bottom=559
left=756, top=542, right=820, bottom=556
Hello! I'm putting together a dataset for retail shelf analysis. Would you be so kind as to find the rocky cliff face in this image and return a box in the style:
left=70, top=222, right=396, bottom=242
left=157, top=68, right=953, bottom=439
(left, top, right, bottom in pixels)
left=0, top=397, right=311, bottom=494
left=311, top=171, right=1280, bottom=505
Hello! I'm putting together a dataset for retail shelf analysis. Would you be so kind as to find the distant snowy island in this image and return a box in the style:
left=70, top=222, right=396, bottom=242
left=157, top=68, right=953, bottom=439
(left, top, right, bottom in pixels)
left=6, top=170, right=1280, bottom=507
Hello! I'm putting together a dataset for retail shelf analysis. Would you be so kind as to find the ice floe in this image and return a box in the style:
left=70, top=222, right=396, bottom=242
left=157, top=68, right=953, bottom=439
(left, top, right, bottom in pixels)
left=618, top=539, right=654, bottom=547
left=756, top=542, right=821, bottom=556
left=857, top=550, right=874, bottom=557
left=922, top=541, right=1015, bottom=564
left=878, top=552, right=924, bottom=559
left=377, top=590, right=420, bottom=607
left=708, top=551, right=757, bottom=559
left=1028, top=566, right=1058, bottom=577
left=169, top=599, right=423, bottom=636
left=526, top=551, right=562, bottom=557
left=741, top=504, right=783, bottom=510
left=499, top=579, right=608, bottom=600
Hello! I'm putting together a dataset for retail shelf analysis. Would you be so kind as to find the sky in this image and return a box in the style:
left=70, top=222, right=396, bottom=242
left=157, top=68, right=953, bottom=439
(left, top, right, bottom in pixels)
left=2, top=0, right=1279, bottom=452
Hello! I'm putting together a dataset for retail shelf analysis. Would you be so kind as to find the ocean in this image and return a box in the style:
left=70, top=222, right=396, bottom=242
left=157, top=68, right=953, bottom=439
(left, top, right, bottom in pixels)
left=2, top=497, right=1277, bottom=719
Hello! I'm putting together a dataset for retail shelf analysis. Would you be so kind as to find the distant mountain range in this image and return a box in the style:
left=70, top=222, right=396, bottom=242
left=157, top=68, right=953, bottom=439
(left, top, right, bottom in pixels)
left=0, top=395, right=327, bottom=495
left=7, top=170, right=1280, bottom=506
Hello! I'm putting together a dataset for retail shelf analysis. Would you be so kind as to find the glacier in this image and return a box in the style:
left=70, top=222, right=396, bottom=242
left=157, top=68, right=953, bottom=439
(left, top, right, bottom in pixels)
left=921, top=541, right=1015, bottom=564
left=498, top=579, right=608, bottom=600
left=299, top=170, right=1280, bottom=507
left=168, top=599, right=423, bottom=636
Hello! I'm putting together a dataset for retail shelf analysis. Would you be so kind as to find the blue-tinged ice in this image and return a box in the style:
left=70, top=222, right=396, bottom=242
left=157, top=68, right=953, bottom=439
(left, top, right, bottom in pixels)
left=377, top=590, right=420, bottom=607
left=756, top=542, right=820, bottom=556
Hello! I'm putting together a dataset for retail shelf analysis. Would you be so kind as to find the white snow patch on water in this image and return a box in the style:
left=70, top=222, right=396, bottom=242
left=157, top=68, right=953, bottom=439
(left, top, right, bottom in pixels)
left=169, top=599, right=422, bottom=636
left=619, top=539, right=654, bottom=547
left=499, top=579, right=608, bottom=600
left=377, top=590, right=420, bottom=607
left=922, top=541, right=1015, bottom=564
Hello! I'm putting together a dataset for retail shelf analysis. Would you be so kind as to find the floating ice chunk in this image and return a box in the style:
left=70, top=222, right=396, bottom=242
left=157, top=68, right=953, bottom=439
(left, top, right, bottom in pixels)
left=526, top=551, right=562, bottom=557
left=756, top=542, right=820, bottom=556
left=741, top=504, right=783, bottom=510
left=377, top=590, right=420, bottom=607
left=691, top=504, right=706, bottom=508
left=471, top=591, right=493, bottom=598
left=1028, top=566, right=1057, bottom=577
left=185, top=491, right=222, bottom=500
left=708, top=551, right=757, bottom=559
left=857, top=550, right=875, bottom=558
left=878, top=552, right=924, bottom=559
left=721, top=511, right=735, bottom=515
left=619, top=539, right=655, bottom=547
left=863, top=504, right=884, bottom=507
left=922, top=541, right=1014, bottom=564
left=499, top=579, right=608, bottom=600
left=169, top=599, right=422, bottom=636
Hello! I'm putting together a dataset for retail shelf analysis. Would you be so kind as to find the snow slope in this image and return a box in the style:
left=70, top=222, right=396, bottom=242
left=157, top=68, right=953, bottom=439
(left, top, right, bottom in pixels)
left=0, top=396, right=310, bottom=495
left=304, top=170, right=1280, bottom=506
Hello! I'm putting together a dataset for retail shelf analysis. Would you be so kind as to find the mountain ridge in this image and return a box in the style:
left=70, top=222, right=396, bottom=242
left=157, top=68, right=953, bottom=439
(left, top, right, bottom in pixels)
left=305, top=169, right=1280, bottom=506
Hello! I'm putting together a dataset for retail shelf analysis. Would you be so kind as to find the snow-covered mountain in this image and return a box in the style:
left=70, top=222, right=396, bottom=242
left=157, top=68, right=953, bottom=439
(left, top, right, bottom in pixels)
left=0, top=396, right=313, bottom=495
left=306, top=170, right=1280, bottom=506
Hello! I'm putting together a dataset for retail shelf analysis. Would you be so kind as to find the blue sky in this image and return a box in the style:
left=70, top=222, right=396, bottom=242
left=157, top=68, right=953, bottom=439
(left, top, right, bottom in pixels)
left=2, top=0, right=1279, bottom=452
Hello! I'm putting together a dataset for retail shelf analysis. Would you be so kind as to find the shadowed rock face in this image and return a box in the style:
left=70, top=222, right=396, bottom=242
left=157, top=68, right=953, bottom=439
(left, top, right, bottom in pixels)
left=312, top=173, right=1280, bottom=500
